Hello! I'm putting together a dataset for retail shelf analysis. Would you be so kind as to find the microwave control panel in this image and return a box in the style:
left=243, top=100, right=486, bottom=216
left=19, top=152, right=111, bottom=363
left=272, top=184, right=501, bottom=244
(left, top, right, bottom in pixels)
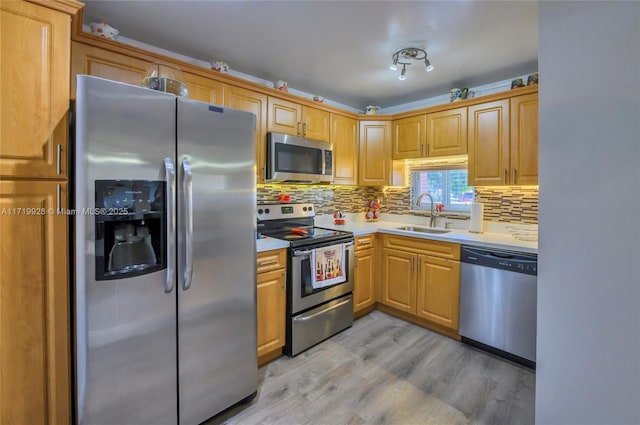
left=324, top=150, right=333, bottom=175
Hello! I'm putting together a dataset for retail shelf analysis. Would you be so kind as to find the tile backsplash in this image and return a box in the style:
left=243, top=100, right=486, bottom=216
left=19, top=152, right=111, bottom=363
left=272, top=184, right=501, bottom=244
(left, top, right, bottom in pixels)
left=257, top=184, right=538, bottom=224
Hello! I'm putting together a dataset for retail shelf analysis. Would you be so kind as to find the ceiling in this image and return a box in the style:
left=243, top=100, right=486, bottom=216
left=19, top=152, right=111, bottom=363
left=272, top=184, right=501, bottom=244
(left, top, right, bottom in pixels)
left=81, top=1, right=538, bottom=110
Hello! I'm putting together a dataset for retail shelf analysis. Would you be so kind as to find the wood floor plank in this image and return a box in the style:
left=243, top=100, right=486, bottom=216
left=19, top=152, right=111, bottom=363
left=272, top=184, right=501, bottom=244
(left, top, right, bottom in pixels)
left=207, top=311, right=535, bottom=425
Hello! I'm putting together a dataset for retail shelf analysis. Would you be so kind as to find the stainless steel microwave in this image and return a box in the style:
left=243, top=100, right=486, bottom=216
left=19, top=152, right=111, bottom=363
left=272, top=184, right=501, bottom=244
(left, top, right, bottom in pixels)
left=265, top=132, right=333, bottom=183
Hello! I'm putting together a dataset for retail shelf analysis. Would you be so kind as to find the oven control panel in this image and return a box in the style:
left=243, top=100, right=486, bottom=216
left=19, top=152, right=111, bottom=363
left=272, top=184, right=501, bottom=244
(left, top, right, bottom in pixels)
left=257, top=203, right=315, bottom=221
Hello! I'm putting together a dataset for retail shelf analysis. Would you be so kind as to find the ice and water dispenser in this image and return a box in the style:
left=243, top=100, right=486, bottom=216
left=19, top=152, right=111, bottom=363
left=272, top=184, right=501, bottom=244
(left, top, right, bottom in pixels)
left=95, top=180, right=166, bottom=280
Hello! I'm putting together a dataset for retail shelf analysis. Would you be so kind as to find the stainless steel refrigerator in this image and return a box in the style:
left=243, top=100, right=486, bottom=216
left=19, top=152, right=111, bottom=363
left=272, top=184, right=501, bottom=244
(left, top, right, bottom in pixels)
left=74, top=75, right=257, bottom=425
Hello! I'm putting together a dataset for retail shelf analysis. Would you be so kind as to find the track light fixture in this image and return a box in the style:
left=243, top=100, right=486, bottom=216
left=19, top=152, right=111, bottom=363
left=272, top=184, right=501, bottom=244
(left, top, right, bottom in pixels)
left=390, top=47, right=434, bottom=80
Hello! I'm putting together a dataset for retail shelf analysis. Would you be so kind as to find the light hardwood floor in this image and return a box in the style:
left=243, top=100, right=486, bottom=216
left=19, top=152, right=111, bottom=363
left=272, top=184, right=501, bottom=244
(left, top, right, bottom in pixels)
left=209, top=310, right=535, bottom=425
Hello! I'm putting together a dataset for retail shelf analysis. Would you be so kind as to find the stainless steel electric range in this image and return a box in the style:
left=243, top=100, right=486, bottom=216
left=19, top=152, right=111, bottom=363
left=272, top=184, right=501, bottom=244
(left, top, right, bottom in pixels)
left=257, top=203, right=355, bottom=356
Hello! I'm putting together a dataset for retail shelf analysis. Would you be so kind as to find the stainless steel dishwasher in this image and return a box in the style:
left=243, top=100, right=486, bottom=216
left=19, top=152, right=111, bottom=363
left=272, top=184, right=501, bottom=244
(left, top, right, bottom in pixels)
left=459, top=245, right=537, bottom=368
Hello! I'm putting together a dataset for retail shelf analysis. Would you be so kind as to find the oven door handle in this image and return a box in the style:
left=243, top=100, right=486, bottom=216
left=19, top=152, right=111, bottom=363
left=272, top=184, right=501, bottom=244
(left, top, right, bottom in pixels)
left=293, top=241, right=354, bottom=258
left=293, top=297, right=352, bottom=322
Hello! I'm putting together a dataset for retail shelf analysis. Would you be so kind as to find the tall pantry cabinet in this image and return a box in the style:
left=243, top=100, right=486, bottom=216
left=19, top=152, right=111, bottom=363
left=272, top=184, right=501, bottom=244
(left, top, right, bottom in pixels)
left=0, top=1, right=82, bottom=424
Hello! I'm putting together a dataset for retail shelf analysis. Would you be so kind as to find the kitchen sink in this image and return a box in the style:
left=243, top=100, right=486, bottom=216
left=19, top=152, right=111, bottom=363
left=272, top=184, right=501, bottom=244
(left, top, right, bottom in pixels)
left=395, top=226, right=451, bottom=234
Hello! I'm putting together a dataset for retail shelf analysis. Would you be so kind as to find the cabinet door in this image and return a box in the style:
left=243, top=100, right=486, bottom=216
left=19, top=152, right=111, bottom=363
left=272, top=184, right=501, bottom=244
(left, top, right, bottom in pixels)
left=510, top=93, right=538, bottom=185
left=393, top=115, right=425, bottom=159
left=0, top=181, right=70, bottom=425
left=331, top=114, right=358, bottom=185
left=256, top=269, right=286, bottom=357
left=381, top=248, right=416, bottom=314
left=71, top=42, right=152, bottom=96
left=358, top=121, right=391, bottom=186
left=268, top=97, right=301, bottom=136
left=468, top=100, right=510, bottom=186
left=416, top=256, right=460, bottom=330
left=302, top=106, right=330, bottom=142
left=0, top=1, right=70, bottom=178
left=426, top=107, right=467, bottom=157
left=354, top=248, right=376, bottom=313
left=224, top=85, right=267, bottom=182
left=184, top=71, right=223, bottom=105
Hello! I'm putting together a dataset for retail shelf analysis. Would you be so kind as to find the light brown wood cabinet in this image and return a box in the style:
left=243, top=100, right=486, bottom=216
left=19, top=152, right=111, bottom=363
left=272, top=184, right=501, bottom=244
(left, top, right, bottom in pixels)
left=183, top=71, right=223, bottom=104
left=358, top=121, right=392, bottom=186
left=510, top=93, right=539, bottom=185
left=0, top=181, right=70, bottom=425
left=0, top=1, right=80, bottom=423
left=353, top=235, right=376, bottom=314
left=468, top=100, right=510, bottom=185
left=426, top=106, right=468, bottom=157
left=331, top=114, right=358, bottom=185
left=223, top=85, right=268, bottom=183
left=267, top=97, right=330, bottom=142
left=381, top=247, right=416, bottom=313
left=468, top=94, right=538, bottom=186
left=302, top=106, right=330, bottom=141
left=416, top=255, right=460, bottom=329
left=1, top=1, right=71, bottom=178
left=256, top=249, right=286, bottom=365
left=380, top=235, right=461, bottom=332
left=392, top=115, right=426, bottom=159
left=71, top=42, right=153, bottom=97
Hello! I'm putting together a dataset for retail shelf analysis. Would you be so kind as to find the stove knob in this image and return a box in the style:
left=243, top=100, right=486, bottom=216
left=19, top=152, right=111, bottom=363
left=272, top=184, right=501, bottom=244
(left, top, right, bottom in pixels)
left=265, top=208, right=270, bottom=214
left=302, top=207, right=307, bottom=211
left=257, top=208, right=264, bottom=214
left=308, top=206, right=313, bottom=211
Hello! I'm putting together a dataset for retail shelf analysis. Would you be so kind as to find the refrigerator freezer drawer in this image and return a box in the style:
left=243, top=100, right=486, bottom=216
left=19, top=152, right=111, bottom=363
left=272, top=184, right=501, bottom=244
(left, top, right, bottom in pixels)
left=289, top=294, right=353, bottom=356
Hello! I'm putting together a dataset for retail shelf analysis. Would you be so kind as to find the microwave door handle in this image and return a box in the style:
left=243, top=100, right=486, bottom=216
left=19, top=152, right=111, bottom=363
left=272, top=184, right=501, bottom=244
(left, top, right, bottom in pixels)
left=182, top=160, right=194, bottom=290
left=164, top=158, right=176, bottom=294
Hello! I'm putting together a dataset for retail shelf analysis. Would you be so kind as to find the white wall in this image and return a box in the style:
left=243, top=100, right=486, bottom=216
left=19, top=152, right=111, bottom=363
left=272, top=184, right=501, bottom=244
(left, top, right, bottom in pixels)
left=537, top=2, right=640, bottom=424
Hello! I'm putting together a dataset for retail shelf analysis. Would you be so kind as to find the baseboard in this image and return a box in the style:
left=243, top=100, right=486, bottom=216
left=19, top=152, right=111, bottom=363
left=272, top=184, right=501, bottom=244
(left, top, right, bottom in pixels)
left=257, top=347, right=282, bottom=367
left=375, top=303, right=461, bottom=341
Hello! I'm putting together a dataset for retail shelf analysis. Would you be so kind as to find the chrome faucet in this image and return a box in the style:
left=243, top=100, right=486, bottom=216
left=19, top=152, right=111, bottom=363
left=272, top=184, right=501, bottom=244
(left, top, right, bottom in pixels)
left=416, top=192, right=439, bottom=227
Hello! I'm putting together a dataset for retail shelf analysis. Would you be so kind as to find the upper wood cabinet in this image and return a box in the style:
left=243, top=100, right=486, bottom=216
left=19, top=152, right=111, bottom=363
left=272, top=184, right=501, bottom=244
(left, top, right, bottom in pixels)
left=468, top=94, right=538, bottom=186
left=392, top=115, right=426, bottom=159
left=267, top=96, right=301, bottom=136
left=0, top=1, right=71, bottom=178
left=303, top=106, right=330, bottom=142
left=510, top=93, right=539, bottom=185
left=183, top=72, right=223, bottom=105
left=331, top=114, right=358, bottom=185
left=223, top=85, right=268, bottom=183
left=71, top=42, right=152, bottom=96
left=358, top=121, right=392, bottom=186
left=426, top=106, right=468, bottom=157
left=468, top=100, right=510, bottom=185
left=267, top=97, right=330, bottom=141
left=1, top=180, right=71, bottom=425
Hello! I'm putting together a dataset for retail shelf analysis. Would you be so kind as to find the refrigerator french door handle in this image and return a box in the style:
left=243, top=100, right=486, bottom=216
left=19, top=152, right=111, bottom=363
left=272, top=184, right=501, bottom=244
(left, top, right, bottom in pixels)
left=182, top=160, right=194, bottom=290
left=164, top=158, right=176, bottom=294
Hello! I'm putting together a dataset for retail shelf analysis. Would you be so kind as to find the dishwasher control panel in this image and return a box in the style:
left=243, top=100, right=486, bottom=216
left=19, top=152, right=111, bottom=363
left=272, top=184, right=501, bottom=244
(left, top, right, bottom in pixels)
left=460, top=246, right=537, bottom=276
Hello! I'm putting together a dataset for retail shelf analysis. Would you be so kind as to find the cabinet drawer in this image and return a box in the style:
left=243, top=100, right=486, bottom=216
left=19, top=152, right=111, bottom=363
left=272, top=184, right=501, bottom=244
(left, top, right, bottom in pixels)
left=256, top=249, right=287, bottom=274
left=355, top=234, right=376, bottom=251
left=383, top=235, right=460, bottom=260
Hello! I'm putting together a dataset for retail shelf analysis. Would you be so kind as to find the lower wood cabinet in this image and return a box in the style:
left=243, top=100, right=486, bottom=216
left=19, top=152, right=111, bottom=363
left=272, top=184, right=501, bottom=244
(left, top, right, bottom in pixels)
left=256, top=249, right=286, bottom=365
left=380, top=235, right=461, bottom=333
left=353, top=234, right=377, bottom=314
left=0, top=180, right=70, bottom=425
left=416, top=255, right=460, bottom=330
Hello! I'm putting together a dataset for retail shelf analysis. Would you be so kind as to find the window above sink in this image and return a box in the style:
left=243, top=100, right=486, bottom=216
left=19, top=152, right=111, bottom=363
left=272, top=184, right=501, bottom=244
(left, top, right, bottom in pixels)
left=409, top=161, right=474, bottom=213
